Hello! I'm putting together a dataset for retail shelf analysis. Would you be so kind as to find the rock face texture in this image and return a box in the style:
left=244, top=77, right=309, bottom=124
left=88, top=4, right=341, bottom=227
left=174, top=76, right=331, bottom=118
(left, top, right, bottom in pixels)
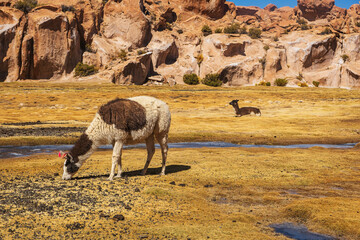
left=0, top=0, right=359, bottom=88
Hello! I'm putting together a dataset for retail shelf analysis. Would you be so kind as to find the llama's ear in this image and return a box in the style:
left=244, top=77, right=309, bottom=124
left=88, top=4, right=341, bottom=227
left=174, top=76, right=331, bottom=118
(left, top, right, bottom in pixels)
left=58, top=151, right=67, bottom=158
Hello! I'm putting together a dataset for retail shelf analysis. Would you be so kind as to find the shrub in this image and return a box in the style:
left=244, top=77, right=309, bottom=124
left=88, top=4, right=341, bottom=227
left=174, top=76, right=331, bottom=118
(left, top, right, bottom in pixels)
left=137, top=49, right=146, bottom=55
left=111, top=49, right=128, bottom=61
left=296, top=73, right=303, bottom=81
left=74, top=62, right=98, bottom=77
left=256, top=81, right=271, bottom=86
left=85, top=44, right=95, bottom=53
left=341, top=54, right=349, bottom=62
left=202, top=73, right=222, bottom=87
left=320, top=27, right=332, bottom=35
left=313, top=81, right=320, bottom=87
left=183, top=73, right=199, bottom=85
left=263, top=45, right=270, bottom=51
left=14, top=0, right=37, bottom=13
left=273, top=36, right=279, bottom=42
left=240, top=26, right=247, bottom=34
left=274, top=78, right=288, bottom=87
left=298, top=82, right=308, bottom=87
left=297, top=18, right=307, bottom=25
left=215, top=28, right=223, bottom=33
left=356, top=22, right=360, bottom=27
left=195, top=53, right=204, bottom=67
left=224, top=23, right=240, bottom=34
left=61, top=5, right=76, bottom=12
left=201, top=25, right=212, bottom=36
left=259, top=57, right=266, bottom=70
left=301, top=24, right=309, bottom=30
left=248, top=27, right=262, bottom=39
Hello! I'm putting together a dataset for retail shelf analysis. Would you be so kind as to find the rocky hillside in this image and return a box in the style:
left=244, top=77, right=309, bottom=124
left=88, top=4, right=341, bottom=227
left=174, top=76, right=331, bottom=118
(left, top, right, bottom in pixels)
left=0, top=0, right=359, bottom=88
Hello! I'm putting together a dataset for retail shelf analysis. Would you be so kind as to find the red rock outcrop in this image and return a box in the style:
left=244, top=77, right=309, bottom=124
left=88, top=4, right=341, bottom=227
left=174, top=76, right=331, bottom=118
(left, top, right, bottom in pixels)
left=297, top=0, right=335, bottom=21
left=19, top=7, right=82, bottom=79
left=264, top=4, right=277, bottom=12
left=183, top=0, right=226, bottom=19
left=0, top=7, right=24, bottom=82
left=102, top=0, right=152, bottom=48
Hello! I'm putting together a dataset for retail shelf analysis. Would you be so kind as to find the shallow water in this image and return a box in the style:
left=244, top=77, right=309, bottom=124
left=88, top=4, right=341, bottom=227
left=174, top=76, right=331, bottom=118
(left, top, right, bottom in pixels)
left=0, top=142, right=357, bottom=159
left=270, top=223, right=335, bottom=240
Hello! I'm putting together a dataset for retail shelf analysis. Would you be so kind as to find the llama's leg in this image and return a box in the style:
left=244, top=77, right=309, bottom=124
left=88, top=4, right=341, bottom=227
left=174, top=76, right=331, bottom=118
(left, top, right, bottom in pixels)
left=156, top=133, right=168, bottom=175
left=108, top=141, right=123, bottom=181
left=142, top=134, right=155, bottom=176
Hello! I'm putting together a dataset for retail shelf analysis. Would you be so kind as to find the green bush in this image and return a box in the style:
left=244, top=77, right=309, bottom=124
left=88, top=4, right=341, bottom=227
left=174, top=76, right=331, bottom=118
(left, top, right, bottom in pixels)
left=74, top=62, right=98, bottom=77
left=137, top=49, right=146, bottom=55
left=313, top=81, right=320, bottom=87
left=320, top=27, right=332, bottom=35
left=14, top=0, right=37, bottom=13
left=341, top=54, right=349, bottom=62
left=202, top=73, right=222, bottom=87
left=224, top=23, right=240, bottom=34
left=248, top=28, right=262, bottom=39
left=256, top=81, right=271, bottom=86
left=263, top=45, right=270, bottom=51
left=61, top=5, right=75, bottom=12
left=296, top=73, right=303, bottom=81
left=274, top=78, right=288, bottom=87
left=273, top=36, right=279, bottom=42
left=356, top=22, right=360, bottom=27
left=298, top=82, right=308, bottom=87
left=201, top=25, right=212, bottom=36
left=215, top=28, right=223, bottom=33
left=240, top=26, right=247, bottom=34
left=183, top=73, right=199, bottom=85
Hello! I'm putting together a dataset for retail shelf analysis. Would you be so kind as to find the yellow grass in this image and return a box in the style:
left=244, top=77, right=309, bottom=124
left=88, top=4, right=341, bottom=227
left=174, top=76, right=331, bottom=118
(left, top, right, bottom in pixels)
left=0, top=82, right=360, bottom=239
left=0, top=82, right=359, bottom=145
left=0, top=147, right=359, bottom=239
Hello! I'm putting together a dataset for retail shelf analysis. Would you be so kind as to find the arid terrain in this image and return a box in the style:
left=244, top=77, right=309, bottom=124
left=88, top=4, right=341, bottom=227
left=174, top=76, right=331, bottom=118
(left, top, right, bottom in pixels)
left=0, top=83, right=359, bottom=239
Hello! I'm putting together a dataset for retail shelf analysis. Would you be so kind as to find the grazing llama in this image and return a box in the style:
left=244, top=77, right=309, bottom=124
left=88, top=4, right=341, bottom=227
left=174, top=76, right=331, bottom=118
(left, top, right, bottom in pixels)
left=229, top=100, right=261, bottom=117
left=59, top=96, right=171, bottom=180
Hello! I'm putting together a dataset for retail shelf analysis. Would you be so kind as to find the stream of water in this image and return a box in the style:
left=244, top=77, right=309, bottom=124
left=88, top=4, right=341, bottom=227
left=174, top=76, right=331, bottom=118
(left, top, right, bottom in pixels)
left=0, top=142, right=357, bottom=159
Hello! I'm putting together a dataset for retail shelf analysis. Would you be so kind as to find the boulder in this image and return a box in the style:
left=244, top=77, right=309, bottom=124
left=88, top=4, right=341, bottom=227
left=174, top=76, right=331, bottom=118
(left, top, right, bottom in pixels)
left=0, top=7, right=24, bottom=82
left=102, top=0, right=152, bottom=48
left=219, top=59, right=263, bottom=86
left=297, top=0, right=335, bottom=21
left=183, top=0, right=226, bottom=19
left=113, top=52, right=153, bottom=85
left=264, top=4, right=277, bottom=12
left=20, top=7, right=82, bottom=79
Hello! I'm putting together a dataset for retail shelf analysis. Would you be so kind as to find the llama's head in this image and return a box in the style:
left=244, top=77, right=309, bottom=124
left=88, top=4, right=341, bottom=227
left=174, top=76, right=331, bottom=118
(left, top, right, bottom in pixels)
left=59, top=151, right=80, bottom=180
left=229, top=100, right=239, bottom=107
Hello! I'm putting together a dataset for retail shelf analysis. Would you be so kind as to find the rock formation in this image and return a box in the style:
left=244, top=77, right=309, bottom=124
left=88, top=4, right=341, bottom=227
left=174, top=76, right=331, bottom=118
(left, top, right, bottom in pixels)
left=0, top=0, right=359, bottom=88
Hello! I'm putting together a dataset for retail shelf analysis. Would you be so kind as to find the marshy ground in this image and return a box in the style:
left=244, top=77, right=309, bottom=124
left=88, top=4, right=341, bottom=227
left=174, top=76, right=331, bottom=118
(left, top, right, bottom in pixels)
left=0, top=83, right=359, bottom=239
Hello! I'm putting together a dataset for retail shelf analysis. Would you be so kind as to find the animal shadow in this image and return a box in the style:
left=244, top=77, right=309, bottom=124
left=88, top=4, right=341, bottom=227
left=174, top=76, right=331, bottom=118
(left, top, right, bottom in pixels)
left=74, top=164, right=191, bottom=180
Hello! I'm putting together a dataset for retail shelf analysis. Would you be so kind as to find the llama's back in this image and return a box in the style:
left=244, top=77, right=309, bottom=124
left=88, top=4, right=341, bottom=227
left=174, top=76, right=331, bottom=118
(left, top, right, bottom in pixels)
left=129, top=96, right=171, bottom=136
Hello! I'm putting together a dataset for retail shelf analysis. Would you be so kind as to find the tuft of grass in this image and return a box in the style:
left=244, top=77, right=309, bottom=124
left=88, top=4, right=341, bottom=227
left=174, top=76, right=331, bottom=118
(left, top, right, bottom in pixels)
left=256, top=81, right=271, bottom=86
left=202, top=73, right=222, bottom=87
left=263, top=45, right=270, bottom=51
left=313, top=81, right=320, bottom=87
left=215, top=28, right=222, bottom=33
left=224, top=23, right=240, bottom=34
left=248, top=27, right=262, bottom=39
left=183, top=73, right=199, bottom=85
left=74, top=62, right=98, bottom=77
left=201, top=25, right=212, bottom=36
left=14, top=0, right=37, bottom=13
left=274, top=78, right=288, bottom=86
left=341, top=54, right=349, bottom=62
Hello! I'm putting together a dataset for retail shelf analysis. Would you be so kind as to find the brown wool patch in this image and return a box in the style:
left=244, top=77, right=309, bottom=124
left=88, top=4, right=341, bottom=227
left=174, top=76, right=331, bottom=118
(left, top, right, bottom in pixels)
left=98, top=98, right=147, bottom=132
left=69, top=133, right=93, bottom=161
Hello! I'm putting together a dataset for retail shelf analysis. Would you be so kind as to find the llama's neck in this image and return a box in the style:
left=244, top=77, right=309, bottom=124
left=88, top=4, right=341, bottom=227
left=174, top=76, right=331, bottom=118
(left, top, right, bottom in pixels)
left=232, top=103, right=241, bottom=114
left=70, top=133, right=97, bottom=165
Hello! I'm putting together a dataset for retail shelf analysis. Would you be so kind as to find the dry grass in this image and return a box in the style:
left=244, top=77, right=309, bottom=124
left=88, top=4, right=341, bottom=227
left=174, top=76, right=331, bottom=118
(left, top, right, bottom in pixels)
left=0, top=82, right=360, bottom=239
left=0, top=147, right=359, bottom=239
left=0, top=82, right=359, bottom=145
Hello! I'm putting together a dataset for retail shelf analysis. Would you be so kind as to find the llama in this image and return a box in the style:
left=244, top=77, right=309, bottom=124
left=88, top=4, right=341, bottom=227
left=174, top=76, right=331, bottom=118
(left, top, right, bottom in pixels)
left=59, top=96, right=171, bottom=180
left=229, top=100, right=261, bottom=117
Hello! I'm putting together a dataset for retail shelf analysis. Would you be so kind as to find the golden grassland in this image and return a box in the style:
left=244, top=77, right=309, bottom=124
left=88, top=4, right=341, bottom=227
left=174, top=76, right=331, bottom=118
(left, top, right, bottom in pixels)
left=0, top=147, right=359, bottom=239
left=0, top=82, right=360, bottom=239
left=0, top=82, right=359, bottom=145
